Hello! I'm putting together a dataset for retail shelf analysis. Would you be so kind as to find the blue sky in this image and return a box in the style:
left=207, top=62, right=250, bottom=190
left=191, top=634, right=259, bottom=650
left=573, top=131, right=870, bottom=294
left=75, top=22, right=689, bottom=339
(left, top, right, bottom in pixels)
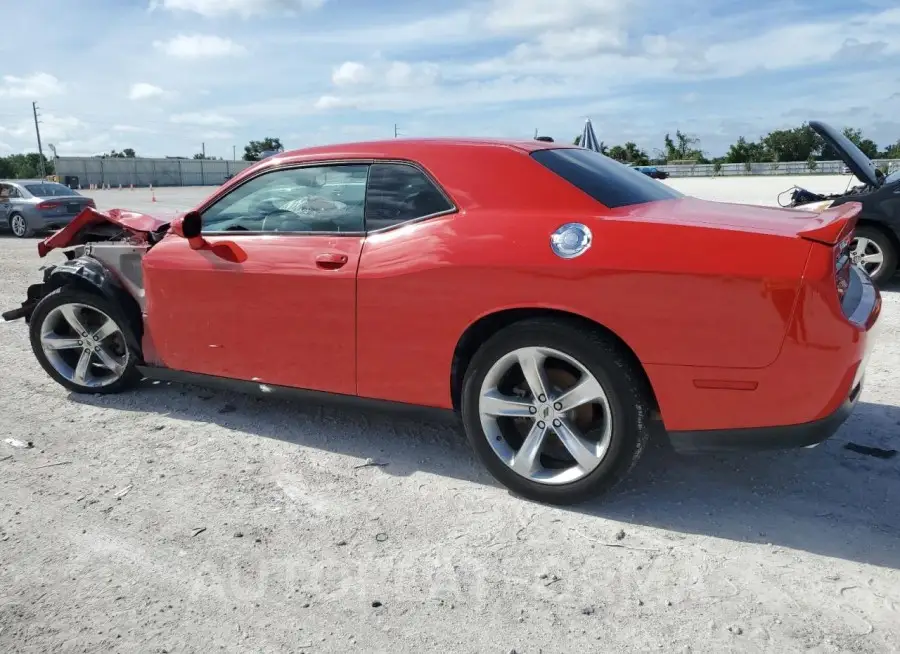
left=1, top=0, right=899, bottom=159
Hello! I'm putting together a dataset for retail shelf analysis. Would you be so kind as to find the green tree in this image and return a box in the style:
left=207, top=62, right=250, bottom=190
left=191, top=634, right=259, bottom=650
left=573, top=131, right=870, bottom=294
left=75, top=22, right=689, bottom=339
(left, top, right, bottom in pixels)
left=607, top=142, right=649, bottom=165
left=243, top=137, right=284, bottom=161
left=663, top=130, right=704, bottom=162
left=622, top=142, right=649, bottom=165
left=608, top=145, right=627, bottom=162
left=761, top=124, right=818, bottom=162
left=724, top=136, right=768, bottom=164
left=1, top=153, right=54, bottom=177
left=883, top=139, right=900, bottom=159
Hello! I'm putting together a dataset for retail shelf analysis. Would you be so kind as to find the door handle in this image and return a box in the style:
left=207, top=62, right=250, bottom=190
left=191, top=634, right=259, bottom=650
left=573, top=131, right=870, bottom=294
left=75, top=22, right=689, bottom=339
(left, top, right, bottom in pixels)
left=316, top=252, right=349, bottom=269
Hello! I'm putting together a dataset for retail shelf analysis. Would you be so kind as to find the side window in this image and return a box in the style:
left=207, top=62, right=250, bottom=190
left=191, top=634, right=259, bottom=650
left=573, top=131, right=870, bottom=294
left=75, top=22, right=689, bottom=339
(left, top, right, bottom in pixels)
left=0, top=184, right=17, bottom=199
left=364, top=163, right=453, bottom=231
left=200, top=164, right=369, bottom=234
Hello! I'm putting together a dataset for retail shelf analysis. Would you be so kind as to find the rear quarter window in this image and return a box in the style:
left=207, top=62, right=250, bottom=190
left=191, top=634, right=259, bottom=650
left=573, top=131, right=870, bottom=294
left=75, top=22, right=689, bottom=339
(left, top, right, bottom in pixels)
left=531, top=148, right=683, bottom=208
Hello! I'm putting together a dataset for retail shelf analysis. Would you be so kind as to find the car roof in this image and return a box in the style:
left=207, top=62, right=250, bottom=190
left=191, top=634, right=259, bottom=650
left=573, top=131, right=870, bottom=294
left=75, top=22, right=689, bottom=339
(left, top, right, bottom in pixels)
left=269, top=137, right=571, bottom=164
left=0, top=179, right=45, bottom=185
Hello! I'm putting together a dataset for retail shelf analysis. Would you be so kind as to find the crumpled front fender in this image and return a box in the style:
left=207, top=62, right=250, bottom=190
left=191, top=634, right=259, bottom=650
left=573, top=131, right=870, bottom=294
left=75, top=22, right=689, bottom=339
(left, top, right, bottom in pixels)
left=38, top=207, right=170, bottom=257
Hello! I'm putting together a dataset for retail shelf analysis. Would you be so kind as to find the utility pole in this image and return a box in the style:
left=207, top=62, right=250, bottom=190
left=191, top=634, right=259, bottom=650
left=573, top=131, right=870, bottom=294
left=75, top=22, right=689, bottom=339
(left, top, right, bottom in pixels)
left=394, top=123, right=399, bottom=138
left=202, top=142, right=206, bottom=158
left=232, top=145, right=236, bottom=161
left=32, top=102, right=46, bottom=178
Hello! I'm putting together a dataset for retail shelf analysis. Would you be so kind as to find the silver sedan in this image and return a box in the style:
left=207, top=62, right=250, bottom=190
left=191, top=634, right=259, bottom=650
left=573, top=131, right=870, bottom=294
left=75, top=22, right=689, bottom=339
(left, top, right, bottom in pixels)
left=0, top=180, right=95, bottom=238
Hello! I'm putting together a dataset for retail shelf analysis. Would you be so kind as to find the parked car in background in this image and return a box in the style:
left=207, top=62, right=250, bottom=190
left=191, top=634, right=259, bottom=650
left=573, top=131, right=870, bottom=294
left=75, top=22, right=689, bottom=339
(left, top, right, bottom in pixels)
left=785, top=120, right=900, bottom=285
left=631, top=165, right=669, bottom=179
left=3, top=139, right=881, bottom=505
left=0, top=180, right=96, bottom=238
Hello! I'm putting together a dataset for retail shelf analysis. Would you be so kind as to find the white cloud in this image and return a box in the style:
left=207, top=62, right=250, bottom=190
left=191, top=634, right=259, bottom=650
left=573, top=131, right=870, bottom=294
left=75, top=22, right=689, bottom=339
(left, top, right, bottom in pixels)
left=113, top=124, right=156, bottom=133
left=200, top=130, right=235, bottom=140
left=332, top=62, right=370, bottom=86
left=510, top=27, right=627, bottom=60
left=1, top=114, right=85, bottom=143
left=128, top=83, right=165, bottom=100
left=314, top=95, right=346, bottom=110
left=384, top=61, right=441, bottom=88
left=170, top=111, right=239, bottom=127
left=0, top=72, right=65, bottom=98
left=153, top=34, right=246, bottom=59
left=483, top=0, right=628, bottom=33
left=329, top=59, right=440, bottom=92
left=150, top=0, right=326, bottom=18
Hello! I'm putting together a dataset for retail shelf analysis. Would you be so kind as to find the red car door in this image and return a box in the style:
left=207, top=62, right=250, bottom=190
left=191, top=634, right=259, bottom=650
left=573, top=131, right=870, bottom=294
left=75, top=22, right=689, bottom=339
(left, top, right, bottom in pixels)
left=141, top=163, right=369, bottom=396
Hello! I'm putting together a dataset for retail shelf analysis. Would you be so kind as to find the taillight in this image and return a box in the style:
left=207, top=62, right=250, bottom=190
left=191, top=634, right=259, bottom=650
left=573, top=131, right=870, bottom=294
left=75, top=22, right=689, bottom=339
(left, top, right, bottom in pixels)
left=37, top=201, right=60, bottom=210
left=835, top=235, right=852, bottom=301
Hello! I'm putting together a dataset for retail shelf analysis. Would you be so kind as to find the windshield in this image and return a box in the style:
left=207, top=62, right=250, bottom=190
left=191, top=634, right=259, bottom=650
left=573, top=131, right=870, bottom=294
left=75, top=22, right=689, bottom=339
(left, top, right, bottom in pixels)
left=531, top=148, right=683, bottom=208
left=25, top=183, right=80, bottom=197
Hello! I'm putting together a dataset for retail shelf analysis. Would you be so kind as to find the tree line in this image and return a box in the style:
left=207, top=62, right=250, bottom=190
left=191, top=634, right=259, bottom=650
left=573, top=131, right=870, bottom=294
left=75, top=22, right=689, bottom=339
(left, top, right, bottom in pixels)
left=5, top=128, right=900, bottom=180
left=573, top=122, right=900, bottom=168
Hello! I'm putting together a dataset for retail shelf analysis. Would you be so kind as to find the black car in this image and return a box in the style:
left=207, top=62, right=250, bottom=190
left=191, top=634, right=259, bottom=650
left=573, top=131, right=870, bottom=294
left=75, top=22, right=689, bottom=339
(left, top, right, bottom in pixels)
left=786, top=120, right=900, bottom=285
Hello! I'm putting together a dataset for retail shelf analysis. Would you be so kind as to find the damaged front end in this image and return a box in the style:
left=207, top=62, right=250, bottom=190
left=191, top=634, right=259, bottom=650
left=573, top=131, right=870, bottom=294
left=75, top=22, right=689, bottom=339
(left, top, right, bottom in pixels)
left=2, top=206, right=170, bottom=325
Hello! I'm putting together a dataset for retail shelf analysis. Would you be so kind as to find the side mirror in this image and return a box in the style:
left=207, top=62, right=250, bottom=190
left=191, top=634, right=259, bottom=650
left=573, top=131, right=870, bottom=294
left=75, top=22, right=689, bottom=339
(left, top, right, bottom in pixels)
left=170, top=210, right=247, bottom=263
left=170, top=211, right=203, bottom=240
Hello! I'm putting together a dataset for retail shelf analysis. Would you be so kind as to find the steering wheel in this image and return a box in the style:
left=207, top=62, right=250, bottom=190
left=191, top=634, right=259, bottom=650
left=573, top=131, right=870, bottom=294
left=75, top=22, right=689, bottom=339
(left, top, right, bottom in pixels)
left=261, top=209, right=339, bottom=233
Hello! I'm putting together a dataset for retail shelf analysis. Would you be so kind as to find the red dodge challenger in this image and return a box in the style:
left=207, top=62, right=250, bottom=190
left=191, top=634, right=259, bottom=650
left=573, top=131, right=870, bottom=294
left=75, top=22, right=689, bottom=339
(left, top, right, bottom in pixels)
left=2, top=138, right=882, bottom=504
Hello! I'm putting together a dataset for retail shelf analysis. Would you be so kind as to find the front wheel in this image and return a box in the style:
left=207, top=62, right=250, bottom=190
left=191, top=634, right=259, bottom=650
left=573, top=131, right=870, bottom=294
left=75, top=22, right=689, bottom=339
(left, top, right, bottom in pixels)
left=851, top=225, right=897, bottom=285
left=28, top=287, right=141, bottom=394
left=461, top=319, right=653, bottom=505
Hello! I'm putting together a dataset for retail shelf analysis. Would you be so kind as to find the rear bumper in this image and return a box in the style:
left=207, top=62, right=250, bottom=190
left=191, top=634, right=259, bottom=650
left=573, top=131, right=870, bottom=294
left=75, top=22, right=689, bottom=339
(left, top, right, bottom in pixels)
left=35, top=213, right=79, bottom=230
left=668, top=377, right=863, bottom=452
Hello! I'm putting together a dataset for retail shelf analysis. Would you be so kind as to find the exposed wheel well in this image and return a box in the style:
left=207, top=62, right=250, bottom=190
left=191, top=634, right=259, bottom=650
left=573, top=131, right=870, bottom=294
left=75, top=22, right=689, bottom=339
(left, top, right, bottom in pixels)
left=449, top=308, right=659, bottom=414
left=44, top=272, right=144, bottom=356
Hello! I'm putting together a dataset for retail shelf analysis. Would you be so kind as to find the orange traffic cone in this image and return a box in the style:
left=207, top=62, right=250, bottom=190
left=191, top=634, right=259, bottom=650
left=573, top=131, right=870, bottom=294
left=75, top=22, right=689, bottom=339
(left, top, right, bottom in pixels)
left=150, top=184, right=157, bottom=202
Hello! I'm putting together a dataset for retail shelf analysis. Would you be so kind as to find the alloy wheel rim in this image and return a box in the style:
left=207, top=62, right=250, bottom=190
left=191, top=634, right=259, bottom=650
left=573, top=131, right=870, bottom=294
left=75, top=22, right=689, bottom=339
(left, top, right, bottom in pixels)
left=39, top=303, right=128, bottom=388
left=10, top=215, right=26, bottom=237
left=478, top=346, right=613, bottom=485
left=850, top=236, right=884, bottom=278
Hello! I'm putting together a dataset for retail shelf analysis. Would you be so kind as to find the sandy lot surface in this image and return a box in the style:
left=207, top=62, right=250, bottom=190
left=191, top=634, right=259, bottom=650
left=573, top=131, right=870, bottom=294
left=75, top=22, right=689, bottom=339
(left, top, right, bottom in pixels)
left=1, top=177, right=899, bottom=653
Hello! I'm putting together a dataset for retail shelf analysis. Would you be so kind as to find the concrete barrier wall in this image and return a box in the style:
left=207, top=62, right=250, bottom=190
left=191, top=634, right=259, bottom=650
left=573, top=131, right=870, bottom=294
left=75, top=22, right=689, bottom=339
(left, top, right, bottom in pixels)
left=53, top=157, right=255, bottom=188
left=658, top=159, right=900, bottom=177
left=54, top=155, right=900, bottom=187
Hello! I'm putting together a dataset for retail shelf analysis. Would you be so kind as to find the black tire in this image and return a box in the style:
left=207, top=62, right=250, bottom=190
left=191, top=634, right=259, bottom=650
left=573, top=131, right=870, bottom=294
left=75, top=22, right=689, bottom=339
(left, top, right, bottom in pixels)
left=29, top=287, right=141, bottom=394
left=460, top=318, right=653, bottom=505
left=8, top=213, right=33, bottom=238
left=853, top=225, right=897, bottom=285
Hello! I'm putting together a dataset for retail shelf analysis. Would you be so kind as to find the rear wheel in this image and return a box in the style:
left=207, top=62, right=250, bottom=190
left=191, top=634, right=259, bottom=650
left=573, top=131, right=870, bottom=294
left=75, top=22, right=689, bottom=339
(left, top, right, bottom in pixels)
left=29, top=287, right=141, bottom=394
left=461, top=319, right=652, bottom=505
left=9, top=213, right=32, bottom=238
left=851, top=225, right=897, bottom=285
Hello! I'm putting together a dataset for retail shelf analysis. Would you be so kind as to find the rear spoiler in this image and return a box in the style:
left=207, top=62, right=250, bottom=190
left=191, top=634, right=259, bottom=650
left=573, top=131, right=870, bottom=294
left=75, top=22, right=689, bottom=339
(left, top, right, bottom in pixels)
left=798, top=201, right=861, bottom=246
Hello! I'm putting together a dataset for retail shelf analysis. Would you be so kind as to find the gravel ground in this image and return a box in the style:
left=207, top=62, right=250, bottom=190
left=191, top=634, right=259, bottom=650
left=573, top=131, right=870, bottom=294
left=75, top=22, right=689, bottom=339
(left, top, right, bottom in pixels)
left=1, top=179, right=899, bottom=653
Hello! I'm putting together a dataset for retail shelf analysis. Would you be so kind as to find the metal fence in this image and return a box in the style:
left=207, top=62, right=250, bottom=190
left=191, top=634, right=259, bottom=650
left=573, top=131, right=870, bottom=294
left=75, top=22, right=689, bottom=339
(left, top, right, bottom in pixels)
left=53, top=157, right=255, bottom=188
left=658, top=159, right=900, bottom=178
